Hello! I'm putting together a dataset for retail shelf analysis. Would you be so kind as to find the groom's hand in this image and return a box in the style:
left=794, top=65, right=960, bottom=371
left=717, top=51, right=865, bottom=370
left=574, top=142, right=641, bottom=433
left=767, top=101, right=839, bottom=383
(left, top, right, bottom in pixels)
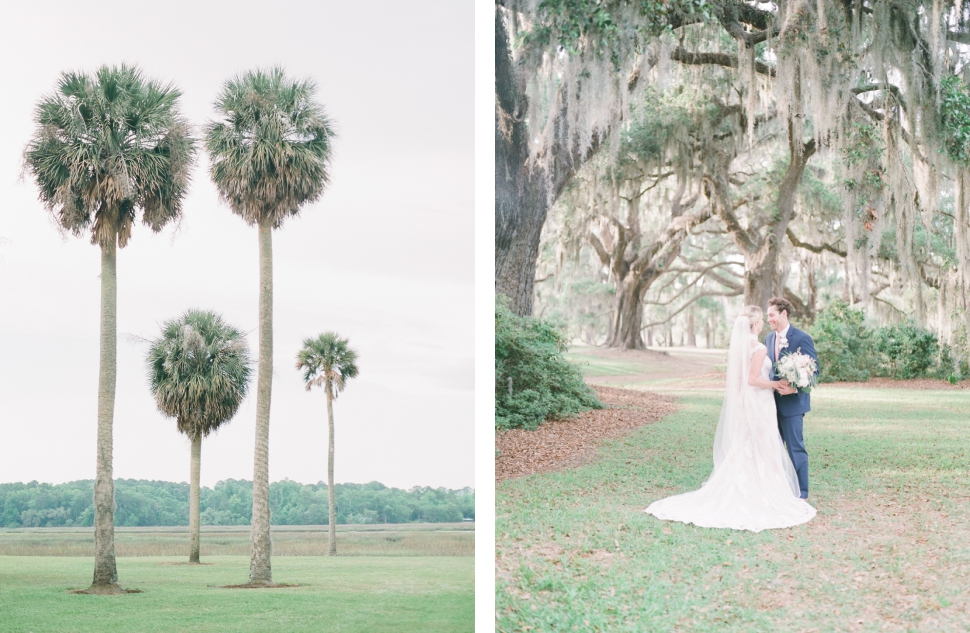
left=777, top=384, right=797, bottom=395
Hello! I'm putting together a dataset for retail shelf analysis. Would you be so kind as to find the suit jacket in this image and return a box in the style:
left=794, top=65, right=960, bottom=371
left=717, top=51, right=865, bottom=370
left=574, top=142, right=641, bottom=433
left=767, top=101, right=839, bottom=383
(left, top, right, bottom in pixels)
left=766, top=325, right=819, bottom=417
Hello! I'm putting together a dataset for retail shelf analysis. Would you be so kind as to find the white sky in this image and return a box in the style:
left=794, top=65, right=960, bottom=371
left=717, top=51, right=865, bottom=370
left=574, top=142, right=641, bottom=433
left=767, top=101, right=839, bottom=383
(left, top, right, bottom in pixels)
left=0, top=0, right=474, bottom=490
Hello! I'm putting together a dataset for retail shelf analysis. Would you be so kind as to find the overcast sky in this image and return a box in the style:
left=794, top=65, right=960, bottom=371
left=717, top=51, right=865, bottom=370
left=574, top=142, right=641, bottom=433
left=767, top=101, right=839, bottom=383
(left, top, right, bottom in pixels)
left=0, top=1, right=474, bottom=490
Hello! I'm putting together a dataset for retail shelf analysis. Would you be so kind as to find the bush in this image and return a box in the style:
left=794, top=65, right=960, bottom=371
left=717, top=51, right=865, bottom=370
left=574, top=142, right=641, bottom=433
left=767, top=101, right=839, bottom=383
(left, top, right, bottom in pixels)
left=495, top=296, right=602, bottom=430
left=873, top=324, right=939, bottom=379
left=809, top=300, right=876, bottom=382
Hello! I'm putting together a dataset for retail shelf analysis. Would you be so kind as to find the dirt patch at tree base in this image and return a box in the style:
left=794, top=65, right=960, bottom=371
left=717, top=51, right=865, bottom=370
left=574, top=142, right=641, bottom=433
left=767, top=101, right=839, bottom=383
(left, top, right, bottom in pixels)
left=69, top=586, right=143, bottom=595
left=496, top=386, right=677, bottom=482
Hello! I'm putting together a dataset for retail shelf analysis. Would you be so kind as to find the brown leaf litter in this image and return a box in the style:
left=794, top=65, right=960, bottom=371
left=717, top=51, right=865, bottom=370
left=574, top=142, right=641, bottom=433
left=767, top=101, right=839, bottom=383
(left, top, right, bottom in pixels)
left=496, top=386, right=678, bottom=482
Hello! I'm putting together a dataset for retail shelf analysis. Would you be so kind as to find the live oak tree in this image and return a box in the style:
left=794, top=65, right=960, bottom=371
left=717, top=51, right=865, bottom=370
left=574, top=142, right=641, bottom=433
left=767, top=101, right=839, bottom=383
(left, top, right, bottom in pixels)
left=24, top=65, right=194, bottom=593
left=547, top=88, right=745, bottom=348
left=147, top=309, right=252, bottom=564
left=498, top=0, right=970, bottom=350
left=495, top=0, right=707, bottom=316
left=205, top=67, right=335, bottom=586
left=296, top=332, right=359, bottom=556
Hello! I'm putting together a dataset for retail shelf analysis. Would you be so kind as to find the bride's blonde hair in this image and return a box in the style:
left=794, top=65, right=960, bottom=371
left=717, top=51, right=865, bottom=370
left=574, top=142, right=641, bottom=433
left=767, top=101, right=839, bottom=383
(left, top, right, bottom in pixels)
left=741, top=305, right=763, bottom=330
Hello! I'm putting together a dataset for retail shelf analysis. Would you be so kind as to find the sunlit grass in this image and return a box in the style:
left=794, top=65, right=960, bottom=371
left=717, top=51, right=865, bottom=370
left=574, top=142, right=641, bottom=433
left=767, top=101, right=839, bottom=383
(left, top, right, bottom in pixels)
left=0, top=556, right=472, bottom=633
left=497, top=387, right=970, bottom=631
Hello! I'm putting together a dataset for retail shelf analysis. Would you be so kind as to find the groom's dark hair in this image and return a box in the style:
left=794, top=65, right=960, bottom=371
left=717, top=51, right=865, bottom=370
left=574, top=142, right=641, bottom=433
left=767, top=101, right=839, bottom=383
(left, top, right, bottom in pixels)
left=768, top=297, right=795, bottom=318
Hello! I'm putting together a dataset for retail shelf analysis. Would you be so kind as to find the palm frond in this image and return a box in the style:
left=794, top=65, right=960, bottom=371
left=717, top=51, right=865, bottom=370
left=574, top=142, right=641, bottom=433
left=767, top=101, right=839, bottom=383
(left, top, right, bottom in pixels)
left=295, top=332, right=359, bottom=398
left=24, top=64, right=196, bottom=247
left=204, top=67, right=335, bottom=228
left=147, top=309, right=253, bottom=439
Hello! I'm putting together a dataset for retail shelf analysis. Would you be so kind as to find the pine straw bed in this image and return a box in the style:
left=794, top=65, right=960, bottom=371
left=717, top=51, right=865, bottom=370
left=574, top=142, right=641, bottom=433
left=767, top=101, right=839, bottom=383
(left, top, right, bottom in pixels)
left=495, top=386, right=678, bottom=482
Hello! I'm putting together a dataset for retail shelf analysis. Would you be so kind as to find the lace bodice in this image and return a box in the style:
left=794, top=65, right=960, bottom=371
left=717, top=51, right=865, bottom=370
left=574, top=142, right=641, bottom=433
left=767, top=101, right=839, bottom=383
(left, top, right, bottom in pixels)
left=751, top=341, right=772, bottom=381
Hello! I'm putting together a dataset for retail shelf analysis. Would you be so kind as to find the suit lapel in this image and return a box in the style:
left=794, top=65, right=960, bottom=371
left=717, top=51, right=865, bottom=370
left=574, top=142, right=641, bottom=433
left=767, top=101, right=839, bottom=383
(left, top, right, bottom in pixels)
left=768, top=331, right=776, bottom=362
left=785, top=327, right=798, bottom=355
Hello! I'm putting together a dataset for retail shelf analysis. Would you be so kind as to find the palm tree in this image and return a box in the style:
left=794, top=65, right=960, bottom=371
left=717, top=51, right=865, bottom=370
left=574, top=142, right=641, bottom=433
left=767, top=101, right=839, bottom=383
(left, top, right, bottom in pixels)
left=23, top=65, right=194, bottom=593
left=296, top=333, right=359, bottom=555
left=205, top=67, right=335, bottom=585
left=147, top=309, right=252, bottom=564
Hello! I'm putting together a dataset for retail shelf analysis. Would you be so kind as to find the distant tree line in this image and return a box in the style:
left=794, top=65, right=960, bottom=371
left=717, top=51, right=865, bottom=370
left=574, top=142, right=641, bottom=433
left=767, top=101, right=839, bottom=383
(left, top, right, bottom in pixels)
left=0, top=480, right=474, bottom=529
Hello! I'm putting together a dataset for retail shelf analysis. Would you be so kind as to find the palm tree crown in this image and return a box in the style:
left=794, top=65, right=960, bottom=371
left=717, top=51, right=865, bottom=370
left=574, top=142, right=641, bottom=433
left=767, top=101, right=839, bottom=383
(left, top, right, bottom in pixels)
left=148, top=310, right=252, bottom=439
left=205, top=67, right=335, bottom=228
left=24, top=64, right=195, bottom=247
left=297, top=332, right=360, bottom=395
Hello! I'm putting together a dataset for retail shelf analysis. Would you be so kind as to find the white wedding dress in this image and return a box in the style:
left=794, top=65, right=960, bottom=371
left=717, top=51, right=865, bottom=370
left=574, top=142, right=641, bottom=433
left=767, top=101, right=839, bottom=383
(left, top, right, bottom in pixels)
left=644, top=317, right=816, bottom=532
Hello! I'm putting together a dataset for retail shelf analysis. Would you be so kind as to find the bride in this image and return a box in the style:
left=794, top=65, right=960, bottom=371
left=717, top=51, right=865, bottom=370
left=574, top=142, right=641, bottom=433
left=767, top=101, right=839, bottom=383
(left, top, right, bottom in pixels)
left=644, top=306, right=816, bottom=532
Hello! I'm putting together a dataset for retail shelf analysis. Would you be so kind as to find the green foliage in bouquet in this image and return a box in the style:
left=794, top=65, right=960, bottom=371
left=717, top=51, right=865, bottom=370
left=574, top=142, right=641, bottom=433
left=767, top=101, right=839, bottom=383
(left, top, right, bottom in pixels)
left=809, top=300, right=876, bottom=382
left=495, top=296, right=602, bottom=430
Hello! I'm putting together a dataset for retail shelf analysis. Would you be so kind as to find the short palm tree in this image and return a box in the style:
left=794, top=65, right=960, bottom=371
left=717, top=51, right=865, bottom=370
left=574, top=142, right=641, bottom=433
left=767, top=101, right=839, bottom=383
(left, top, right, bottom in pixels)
left=205, top=67, right=335, bottom=585
left=23, top=65, right=194, bottom=593
left=296, top=333, right=359, bottom=556
left=147, top=310, right=252, bottom=564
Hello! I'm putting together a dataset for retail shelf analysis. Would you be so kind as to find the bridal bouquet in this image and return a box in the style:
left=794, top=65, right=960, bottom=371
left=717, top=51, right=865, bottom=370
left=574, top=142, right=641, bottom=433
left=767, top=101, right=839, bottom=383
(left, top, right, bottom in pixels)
left=774, top=350, right=818, bottom=392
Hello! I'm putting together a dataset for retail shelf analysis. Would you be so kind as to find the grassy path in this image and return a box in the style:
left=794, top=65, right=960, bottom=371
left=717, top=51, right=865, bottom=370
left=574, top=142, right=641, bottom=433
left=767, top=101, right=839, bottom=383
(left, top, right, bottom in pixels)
left=0, top=556, right=472, bottom=633
left=497, top=349, right=970, bottom=632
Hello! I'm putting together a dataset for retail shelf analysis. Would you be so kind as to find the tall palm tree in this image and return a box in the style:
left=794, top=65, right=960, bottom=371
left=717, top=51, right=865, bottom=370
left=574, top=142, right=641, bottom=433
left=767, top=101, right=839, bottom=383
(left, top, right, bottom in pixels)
left=147, top=309, right=252, bottom=564
left=296, top=333, right=359, bottom=556
left=205, top=67, right=335, bottom=585
left=24, top=65, right=194, bottom=593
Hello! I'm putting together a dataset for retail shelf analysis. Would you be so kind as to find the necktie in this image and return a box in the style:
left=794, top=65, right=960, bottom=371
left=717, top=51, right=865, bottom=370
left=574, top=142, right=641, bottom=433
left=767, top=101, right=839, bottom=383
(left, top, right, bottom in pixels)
left=775, top=333, right=781, bottom=359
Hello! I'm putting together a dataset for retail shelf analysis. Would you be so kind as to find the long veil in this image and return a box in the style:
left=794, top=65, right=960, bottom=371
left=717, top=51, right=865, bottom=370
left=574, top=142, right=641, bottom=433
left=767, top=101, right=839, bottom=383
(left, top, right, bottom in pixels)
left=709, top=314, right=800, bottom=496
left=710, top=316, right=753, bottom=476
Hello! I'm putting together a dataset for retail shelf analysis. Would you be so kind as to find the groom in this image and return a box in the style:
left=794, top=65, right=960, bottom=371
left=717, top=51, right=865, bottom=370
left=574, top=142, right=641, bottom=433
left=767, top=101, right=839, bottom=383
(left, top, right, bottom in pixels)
left=765, top=297, right=818, bottom=500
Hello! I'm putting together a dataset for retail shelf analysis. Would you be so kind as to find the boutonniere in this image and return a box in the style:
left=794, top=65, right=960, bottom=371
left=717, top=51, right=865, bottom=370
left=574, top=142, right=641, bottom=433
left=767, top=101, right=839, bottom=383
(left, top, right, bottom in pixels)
left=779, top=336, right=789, bottom=350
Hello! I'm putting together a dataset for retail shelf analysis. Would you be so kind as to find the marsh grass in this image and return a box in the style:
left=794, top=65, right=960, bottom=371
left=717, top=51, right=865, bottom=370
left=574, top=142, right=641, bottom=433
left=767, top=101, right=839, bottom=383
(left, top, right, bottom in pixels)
left=497, top=383, right=970, bottom=632
left=0, top=523, right=473, bottom=557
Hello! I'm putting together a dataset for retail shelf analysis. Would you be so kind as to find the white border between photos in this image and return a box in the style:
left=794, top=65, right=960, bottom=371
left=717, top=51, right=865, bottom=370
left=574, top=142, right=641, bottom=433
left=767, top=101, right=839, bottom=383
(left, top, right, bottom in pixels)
left=475, top=0, right=496, bottom=630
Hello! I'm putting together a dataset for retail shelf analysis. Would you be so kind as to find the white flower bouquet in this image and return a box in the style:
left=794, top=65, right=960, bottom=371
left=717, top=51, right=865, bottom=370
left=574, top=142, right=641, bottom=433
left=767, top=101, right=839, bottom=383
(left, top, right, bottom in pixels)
left=774, top=349, right=818, bottom=392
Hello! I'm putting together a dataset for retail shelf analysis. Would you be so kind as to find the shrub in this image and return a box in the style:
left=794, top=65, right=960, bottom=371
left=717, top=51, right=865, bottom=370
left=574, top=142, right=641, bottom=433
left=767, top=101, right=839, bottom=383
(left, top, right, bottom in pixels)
left=809, top=300, right=876, bottom=382
left=873, top=324, right=939, bottom=379
left=495, top=296, right=602, bottom=430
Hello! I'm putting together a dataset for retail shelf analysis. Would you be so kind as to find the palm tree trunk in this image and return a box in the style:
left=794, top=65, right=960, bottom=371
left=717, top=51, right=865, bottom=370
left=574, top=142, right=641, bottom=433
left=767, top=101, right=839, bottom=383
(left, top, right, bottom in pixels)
left=91, top=237, right=119, bottom=591
left=326, top=381, right=336, bottom=556
left=189, top=433, right=202, bottom=564
left=249, top=219, right=274, bottom=585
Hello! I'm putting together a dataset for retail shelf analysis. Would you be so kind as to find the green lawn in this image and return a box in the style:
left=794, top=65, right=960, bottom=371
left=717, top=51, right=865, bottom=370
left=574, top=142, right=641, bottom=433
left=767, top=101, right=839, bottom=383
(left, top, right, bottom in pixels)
left=0, top=556, right=472, bottom=633
left=562, top=352, right=650, bottom=377
left=496, top=385, right=970, bottom=632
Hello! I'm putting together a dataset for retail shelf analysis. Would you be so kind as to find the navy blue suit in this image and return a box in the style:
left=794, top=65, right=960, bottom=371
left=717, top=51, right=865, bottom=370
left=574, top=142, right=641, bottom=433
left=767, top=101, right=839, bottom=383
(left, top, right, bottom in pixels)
left=765, top=325, right=818, bottom=498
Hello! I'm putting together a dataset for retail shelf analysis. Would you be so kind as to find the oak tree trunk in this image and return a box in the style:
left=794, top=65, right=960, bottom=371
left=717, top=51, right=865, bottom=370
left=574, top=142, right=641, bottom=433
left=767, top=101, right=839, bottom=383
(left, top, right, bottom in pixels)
left=189, top=433, right=201, bottom=564
left=607, top=278, right=648, bottom=349
left=91, top=237, right=119, bottom=591
left=326, top=381, right=337, bottom=556
left=249, top=219, right=274, bottom=585
left=495, top=6, right=548, bottom=316
left=742, top=142, right=813, bottom=307
left=495, top=6, right=615, bottom=316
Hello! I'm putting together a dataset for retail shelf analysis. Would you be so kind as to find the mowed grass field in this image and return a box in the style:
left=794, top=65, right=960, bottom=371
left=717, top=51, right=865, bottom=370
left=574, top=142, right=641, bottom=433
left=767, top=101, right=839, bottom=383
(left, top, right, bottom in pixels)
left=0, top=524, right=473, bottom=633
left=497, top=348, right=970, bottom=632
